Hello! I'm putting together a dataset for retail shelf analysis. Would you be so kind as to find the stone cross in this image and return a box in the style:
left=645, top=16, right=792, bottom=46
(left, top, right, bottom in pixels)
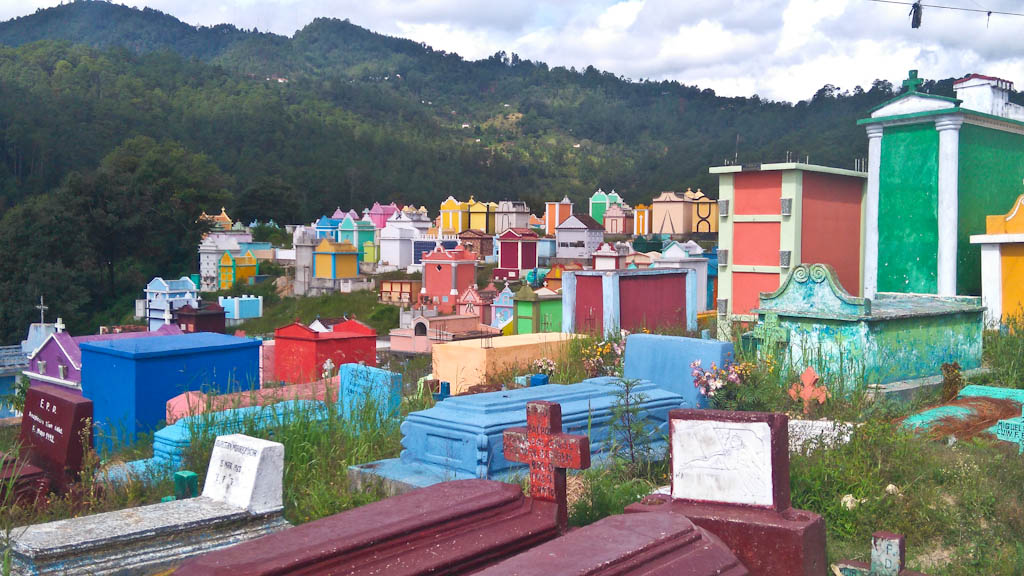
left=902, top=70, right=923, bottom=93
left=504, top=401, right=591, bottom=532
left=995, top=409, right=1024, bottom=455
left=54, top=318, right=65, bottom=333
left=752, top=312, right=789, bottom=358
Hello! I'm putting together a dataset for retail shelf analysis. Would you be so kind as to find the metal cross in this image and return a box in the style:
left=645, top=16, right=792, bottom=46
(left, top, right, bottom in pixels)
left=35, top=295, right=48, bottom=324
left=504, top=401, right=591, bottom=532
left=902, top=70, right=923, bottom=93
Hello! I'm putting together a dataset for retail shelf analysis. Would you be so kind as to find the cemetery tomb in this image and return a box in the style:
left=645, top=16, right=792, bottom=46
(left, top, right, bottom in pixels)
left=554, top=213, right=604, bottom=260
left=219, top=295, right=264, bottom=326
left=833, top=531, right=929, bottom=576
left=712, top=162, right=866, bottom=337
left=654, top=240, right=711, bottom=312
left=969, top=192, right=1024, bottom=327
left=273, top=319, right=377, bottom=384
left=753, top=263, right=983, bottom=396
left=22, top=323, right=182, bottom=390
left=862, top=71, right=1024, bottom=299
left=129, top=364, right=400, bottom=476
left=176, top=401, right=593, bottom=575
left=475, top=511, right=747, bottom=576
left=494, top=227, right=539, bottom=280
left=623, top=333, right=734, bottom=408
left=80, top=332, right=261, bottom=450
left=904, top=384, right=1024, bottom=452
left=626, top=409, right=826, bottom=576
left=0, top=384, right=92, bottom=501
left=349, top=378, right=685, bottom=494
left=9, top=434, right=288, bottom=575
left=431, top=332, right=575, bottom=394
left=175, top=301, right=227, bottom=334
left=512, top=284, right=562, bottom=335
left=562, top=268, right=698, bottom=335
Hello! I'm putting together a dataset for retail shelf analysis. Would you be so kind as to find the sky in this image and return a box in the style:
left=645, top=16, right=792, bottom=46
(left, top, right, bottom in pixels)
left=3, top=0, right=1024, bottom=102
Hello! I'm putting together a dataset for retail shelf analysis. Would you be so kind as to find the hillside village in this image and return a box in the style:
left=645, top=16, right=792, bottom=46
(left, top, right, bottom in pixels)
left=0, top=4, right=1024, bottom=576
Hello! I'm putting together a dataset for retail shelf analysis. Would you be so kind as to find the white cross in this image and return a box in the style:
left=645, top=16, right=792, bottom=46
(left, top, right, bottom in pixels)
left=54, top=317, right=65, bottom=333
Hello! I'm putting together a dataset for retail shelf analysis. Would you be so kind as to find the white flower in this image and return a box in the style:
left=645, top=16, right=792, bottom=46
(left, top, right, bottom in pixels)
left=841, top=494, right=862, bottom=510
left=885, top=484, right=900, bottom=496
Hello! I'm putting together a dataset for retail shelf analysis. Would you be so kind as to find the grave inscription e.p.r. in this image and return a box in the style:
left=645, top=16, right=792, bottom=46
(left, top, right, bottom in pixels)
left=202, top=434, right=284, bottom=514
left=19, top=385, right=92, bottom=490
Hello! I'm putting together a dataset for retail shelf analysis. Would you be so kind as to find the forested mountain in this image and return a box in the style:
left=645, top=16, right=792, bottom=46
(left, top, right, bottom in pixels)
left=0, top=0, right=1006, bottom=341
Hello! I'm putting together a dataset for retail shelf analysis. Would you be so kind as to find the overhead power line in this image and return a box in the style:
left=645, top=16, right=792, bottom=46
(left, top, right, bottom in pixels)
left=866, top=0, right=1024, bottom=18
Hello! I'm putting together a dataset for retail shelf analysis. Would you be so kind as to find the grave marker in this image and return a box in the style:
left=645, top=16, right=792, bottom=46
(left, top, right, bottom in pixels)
left=9, top=433, right=287, bottom=575
left=504, top=400, right=591, bottom=530
left=832, top=531, right=928, bottom=576
left=203, top=434, right=284, bottom=514
left=627, top=409, right=826, bottom=576
left=0, top=384, right=93, bottom=499
left=996, top=409, right=1024, bottom=454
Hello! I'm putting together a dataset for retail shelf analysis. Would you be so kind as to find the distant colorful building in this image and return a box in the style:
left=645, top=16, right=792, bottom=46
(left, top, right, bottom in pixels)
left=458, top=229, right=494, bottom=261
left=495, top=228, right=539, bottom=280
left=514, top=285, right=562, bottom=334
left=314, top=239, right=359, bottom=280
left=544, top=196, right=573, bottom=236
left=495, top=200, right=531, bottom=233
left=555, top=214, right=604, bottom=260
left=603, top=203, right=634, bottom=235
left=419, top=244, right=478, bottom=314
left=144, top=276, right=199, bottom=331
left=198, top=207, right=234, bottom=231
left=458, top=283, right=498, bottom=325
left=218, top=250, right=259, bottom=290
left=466, top=197, right=497, bottom=234
left=633, top=204, right=651, bottom=236
left=589, top=189, right=623, bottom=224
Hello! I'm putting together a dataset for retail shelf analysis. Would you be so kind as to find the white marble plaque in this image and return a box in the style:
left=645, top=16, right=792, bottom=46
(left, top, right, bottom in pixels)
left=202, top=434, right=284, bottom=514
left=671, top=420, right=774, bottom=507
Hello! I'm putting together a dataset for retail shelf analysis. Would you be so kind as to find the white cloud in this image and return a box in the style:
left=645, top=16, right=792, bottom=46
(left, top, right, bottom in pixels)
left=2, top=0, right=1024, bottom=101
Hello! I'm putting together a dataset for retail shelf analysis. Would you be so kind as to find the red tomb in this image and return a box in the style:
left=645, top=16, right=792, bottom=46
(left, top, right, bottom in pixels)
left=273, top=319, right=377, bottom=384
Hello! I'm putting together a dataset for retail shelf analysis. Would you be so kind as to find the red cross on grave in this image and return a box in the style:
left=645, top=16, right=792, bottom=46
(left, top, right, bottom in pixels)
left=503, top=400, right=591, bottom=532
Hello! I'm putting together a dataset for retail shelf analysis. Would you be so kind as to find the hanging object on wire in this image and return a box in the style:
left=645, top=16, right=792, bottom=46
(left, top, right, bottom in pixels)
left=910, top=1, right=923, bottom=28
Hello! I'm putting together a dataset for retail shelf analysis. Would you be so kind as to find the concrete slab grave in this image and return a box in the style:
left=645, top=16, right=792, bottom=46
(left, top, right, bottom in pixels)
left=8, top=433, right=288, bottom=576
left=623, top=333, right=734, bottom=407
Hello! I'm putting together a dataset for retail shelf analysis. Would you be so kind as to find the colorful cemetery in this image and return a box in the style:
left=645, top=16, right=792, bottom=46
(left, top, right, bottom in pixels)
left=862, top=71, right=1024, bottom=299
left=465, top=196, right=497, bottom=234
left=389, top=313, right=499, bottom=355
left=495, top=227, right=539, bottom=280
left=592, top=241, right=627, bottom=270
left=458, top=283, right=497, bottom=325
left=562, top=268, right=698, bottom=335
left=513, top=285, right=562, bottom=334
left=490, top=282, right=515, bottom=332
left=337, top=215, right=377, bottom=261
left=554, top=213, right=604, bottom=260
left=970, top=192, right=1024, bottom=327
left=218, top=250, right=259, bottom=290
left=633, top=203, right=651, bottom=235
left=752, top=263, right=983, bottom=396
left=273, top=319, right=377, bottom=384
left=712, top=161, right=866, bottom=337
left=80, top=332, right=260, bottom=449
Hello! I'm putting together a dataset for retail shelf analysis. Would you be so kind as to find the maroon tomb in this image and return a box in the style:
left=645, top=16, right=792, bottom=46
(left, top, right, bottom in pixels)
left=626, top=409, right=827, bottom=576
left=174, top=400, right=592, bottom=575
left=0, top=384, right=92, bottom=499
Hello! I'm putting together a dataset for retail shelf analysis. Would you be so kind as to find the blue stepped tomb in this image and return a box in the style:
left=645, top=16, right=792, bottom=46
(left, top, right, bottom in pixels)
left=348, top=377, right=686, bottom=495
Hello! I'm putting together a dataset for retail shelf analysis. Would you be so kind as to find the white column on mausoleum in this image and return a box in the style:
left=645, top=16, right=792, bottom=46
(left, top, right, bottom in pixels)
left=864, top=124, right=883, bottom=299
left=935, top=116, right=963, bottom=297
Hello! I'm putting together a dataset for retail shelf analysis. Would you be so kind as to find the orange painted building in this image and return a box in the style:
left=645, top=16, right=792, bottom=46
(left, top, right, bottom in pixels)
left=544, top=196, right=573, bottom=236
left=712, top=163, right=866, bottom=338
